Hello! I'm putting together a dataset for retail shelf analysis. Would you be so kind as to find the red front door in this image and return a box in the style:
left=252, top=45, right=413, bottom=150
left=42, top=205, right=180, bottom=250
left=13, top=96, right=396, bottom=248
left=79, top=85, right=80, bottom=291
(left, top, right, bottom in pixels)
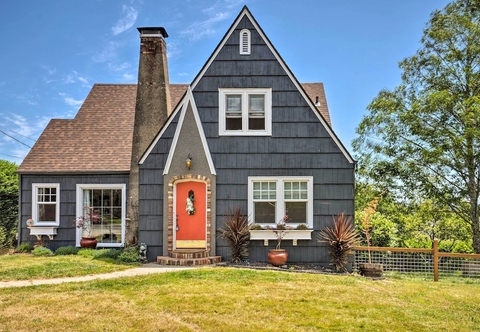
left=175, top=181, right=206, bottom=248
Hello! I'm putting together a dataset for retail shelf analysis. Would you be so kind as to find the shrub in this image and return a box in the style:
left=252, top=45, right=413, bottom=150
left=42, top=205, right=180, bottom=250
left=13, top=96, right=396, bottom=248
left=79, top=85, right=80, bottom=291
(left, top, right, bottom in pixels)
left=31, top=246, right=54, bottom=256
left=295, top=223, right=309, bottom=230
left=218, top=207, right=250, bottom=263
left=77, top=248, right=99, bottom=258
left=102, top=249, right=122, bottom=259
left=17, top=242, right=31, bottom=253
left=318, top=213, right=360, bottom=272
left=55, top=246, right=80, bottom=256
left=118, top=247, right=140, bottom=263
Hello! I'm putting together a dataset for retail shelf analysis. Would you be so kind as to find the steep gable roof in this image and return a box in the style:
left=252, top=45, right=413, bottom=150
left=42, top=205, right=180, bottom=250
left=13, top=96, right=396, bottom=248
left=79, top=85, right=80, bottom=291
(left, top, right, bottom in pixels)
left=191, top=6, right=352, bottom=163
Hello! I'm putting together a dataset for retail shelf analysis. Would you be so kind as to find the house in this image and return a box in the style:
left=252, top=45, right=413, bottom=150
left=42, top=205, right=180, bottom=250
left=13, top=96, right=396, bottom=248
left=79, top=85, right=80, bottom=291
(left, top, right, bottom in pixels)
left=17, top=6, right=354, bottom=265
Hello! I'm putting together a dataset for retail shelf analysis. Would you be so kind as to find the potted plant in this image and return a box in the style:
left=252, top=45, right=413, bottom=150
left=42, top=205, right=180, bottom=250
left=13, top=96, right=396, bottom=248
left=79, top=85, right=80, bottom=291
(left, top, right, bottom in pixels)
left=75, top=206, right=100, bottom=248
left=267, top=215, right=292, bottom=266
left=357, top=196, right=383, bottom=278
left=318, top=213, right=360, bottom=272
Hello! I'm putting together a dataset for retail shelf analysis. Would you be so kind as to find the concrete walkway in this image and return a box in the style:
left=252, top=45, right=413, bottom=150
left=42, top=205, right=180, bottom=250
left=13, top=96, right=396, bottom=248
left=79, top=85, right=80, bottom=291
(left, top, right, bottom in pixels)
left=0, top=264, right=196, bottom=289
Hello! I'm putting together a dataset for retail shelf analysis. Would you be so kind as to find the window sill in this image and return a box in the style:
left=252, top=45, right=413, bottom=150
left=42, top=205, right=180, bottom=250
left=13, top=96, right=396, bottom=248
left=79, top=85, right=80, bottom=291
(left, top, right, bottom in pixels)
left=249, top=229, right=313, bottom=246
left=28, top=226, right=57, bottom=240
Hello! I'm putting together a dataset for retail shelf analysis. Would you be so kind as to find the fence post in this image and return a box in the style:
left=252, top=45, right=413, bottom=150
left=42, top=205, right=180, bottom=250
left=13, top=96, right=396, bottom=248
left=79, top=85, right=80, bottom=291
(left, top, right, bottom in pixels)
left=433, top=240, right=439, bottom=282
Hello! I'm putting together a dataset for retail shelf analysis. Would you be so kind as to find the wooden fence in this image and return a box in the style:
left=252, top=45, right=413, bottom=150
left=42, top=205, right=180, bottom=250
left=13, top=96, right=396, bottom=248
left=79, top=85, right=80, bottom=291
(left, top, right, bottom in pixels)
left=354, top=240, right=480, bottom=281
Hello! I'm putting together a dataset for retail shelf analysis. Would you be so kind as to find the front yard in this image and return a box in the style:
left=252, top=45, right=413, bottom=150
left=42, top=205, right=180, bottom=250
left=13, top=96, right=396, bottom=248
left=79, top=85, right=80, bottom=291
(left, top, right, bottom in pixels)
left=0, top=254, right=479, bottom=331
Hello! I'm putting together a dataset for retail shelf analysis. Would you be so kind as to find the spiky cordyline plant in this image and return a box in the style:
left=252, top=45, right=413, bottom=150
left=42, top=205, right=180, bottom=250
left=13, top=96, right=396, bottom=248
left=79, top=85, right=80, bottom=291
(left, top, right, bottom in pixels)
left=219, top=207, right=251, bottom=263
left=318, top=213, right=360, bottom=272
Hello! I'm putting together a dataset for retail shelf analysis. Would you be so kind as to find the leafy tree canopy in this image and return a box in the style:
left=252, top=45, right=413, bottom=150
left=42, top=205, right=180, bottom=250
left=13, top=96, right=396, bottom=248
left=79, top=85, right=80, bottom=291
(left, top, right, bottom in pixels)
left=353, top=0, right=480, bottom=252
left=0, top=159, right=18, bottom=248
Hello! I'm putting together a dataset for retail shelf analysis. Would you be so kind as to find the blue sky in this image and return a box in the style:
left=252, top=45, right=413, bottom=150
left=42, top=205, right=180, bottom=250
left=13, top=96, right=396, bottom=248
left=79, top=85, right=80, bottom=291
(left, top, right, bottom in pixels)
left=0, top=0, right=451, bottom=164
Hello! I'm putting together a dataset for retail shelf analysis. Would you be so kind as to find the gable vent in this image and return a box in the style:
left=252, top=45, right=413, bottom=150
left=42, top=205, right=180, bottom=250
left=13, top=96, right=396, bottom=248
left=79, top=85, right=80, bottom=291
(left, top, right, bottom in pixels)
left=240, top=29, right=251, bottom=55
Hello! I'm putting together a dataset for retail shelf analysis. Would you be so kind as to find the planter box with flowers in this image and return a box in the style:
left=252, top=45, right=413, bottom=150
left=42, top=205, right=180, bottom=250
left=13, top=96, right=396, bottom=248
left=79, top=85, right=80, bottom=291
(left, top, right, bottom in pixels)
left=249, top=218, right=313, bottom=246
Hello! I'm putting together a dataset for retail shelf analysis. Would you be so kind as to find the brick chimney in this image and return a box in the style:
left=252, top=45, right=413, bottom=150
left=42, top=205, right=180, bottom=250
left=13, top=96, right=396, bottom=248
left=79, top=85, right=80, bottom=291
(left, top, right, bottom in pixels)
left=127, top=27, right=171, bottom=243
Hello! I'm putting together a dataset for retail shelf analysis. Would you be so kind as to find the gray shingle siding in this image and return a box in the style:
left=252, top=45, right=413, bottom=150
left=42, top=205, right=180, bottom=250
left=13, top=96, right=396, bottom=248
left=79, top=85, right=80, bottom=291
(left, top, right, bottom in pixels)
left=140, top=13, right=354, bottom=264
left=19, top=174, right=129, bottom=250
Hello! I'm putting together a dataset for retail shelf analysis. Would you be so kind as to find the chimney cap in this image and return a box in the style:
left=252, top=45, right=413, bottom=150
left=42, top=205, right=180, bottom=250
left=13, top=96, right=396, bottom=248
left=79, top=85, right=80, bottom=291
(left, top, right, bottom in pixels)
left=137, top=27, right=168, bottom=38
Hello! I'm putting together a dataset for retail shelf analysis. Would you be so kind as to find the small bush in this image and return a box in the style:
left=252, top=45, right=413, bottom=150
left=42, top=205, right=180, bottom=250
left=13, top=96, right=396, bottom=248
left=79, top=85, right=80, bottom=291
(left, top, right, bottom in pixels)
left=55, top=246, right=80, bottom=256
left=118, top=247, right=140, bottom=263
left=17, top=242, right=31, bottom=253
left=31, top=246, right=54, bottom=256
left=77, top=248, right=99, bottom=258
left=219, top=207, right=250, bottom=263
left=318, top=213, right=360, bottom=272
left=102, top=249, right=122, bottom=259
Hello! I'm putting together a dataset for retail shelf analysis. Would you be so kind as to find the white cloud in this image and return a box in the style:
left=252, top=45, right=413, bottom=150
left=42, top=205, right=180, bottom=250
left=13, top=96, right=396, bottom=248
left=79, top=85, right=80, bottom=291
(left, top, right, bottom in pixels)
left=122, top=73, right=135, bottom=81
left=112, top=5, right=138, bottom=35
left=92, top=41, right=120, bottom=63
left=62, top=71, right=90, bottom=87
left=59, top=92, right=84, bottom=106
left=108, top=62, right=131, bottom=72
left=181, top=11, right=230, bottom=41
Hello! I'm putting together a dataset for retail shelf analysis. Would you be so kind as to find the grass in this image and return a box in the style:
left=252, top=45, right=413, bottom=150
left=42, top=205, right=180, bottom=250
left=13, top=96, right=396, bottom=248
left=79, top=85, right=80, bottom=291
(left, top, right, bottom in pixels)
left=0, top=253, right=133, bottom=281
left=1, top=255, right=480, bottom=331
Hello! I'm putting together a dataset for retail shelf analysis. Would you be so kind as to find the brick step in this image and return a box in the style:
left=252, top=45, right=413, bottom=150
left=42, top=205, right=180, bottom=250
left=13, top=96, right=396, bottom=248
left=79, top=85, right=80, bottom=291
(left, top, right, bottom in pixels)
left=169, top=249, right=210, bottom=259
left=157, top=255, right=222, bottom=266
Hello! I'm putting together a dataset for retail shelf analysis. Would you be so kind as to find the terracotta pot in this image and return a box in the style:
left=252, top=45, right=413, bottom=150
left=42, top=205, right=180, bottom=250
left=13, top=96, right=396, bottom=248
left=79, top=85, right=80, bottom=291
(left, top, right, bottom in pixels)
left=358, top=263, right=383, bottom=279
left=268, top=249, right=288, bottom=266
left=80, top=236, right=97, bottom=249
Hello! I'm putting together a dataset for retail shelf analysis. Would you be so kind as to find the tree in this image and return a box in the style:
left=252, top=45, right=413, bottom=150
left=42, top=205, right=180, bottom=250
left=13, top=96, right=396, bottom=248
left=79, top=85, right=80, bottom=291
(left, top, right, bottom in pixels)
left=353, top=0, right=480, bottom=252
left=0, top=159, right=18, bottom=248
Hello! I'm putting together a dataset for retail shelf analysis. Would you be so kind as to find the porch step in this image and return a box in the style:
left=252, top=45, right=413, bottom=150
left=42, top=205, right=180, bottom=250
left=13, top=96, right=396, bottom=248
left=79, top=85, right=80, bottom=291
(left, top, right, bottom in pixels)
left=157, top=249, right=222, bottom=266
left=170, top=249, right=210, bottom=259
left=157, top=256, right=222, bottom=266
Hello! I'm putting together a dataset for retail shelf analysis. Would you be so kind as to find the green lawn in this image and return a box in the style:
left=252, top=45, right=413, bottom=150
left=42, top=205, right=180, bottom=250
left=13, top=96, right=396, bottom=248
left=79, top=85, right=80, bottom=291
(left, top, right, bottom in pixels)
left=0, top=253, right=133, bottom=281
left=0, top=255, right=479, bottom=331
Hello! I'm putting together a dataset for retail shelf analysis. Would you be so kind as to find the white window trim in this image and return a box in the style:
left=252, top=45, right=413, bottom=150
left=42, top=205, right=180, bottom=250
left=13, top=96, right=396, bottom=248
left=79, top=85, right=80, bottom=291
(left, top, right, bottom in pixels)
left=75, top=184, right=126, bottom=248
left=219, top=88, right=272, bottom=136
left=248, top=176, right=313, bottom=228
left=240, top=29, right=251, bottom=55
left=32, top=183, right=60, bottom=227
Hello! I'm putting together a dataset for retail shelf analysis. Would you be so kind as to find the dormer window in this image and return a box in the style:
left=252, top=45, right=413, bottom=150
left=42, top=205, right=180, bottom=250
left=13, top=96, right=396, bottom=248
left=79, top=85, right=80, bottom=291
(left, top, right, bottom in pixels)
left=240, top=29, right=251, bottom=55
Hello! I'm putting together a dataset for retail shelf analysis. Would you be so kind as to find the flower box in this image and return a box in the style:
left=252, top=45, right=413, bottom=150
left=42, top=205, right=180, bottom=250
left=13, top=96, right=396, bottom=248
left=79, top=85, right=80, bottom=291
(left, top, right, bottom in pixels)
left=249, top=229, right=313, bottom=245
left=28, top=226, right=57, bottom=240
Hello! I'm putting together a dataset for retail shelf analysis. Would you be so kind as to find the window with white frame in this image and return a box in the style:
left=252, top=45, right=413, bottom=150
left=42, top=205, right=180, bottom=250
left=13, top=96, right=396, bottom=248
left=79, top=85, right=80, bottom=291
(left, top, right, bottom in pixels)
left=219, top=88, right=272, bottom=135
left=32, top=183, right=60, bottom=226
left=76, top=184, right=126, bottom=247
left=248, top=177, right=313, bottom=226
left=240, top=29, right=251, bottom=55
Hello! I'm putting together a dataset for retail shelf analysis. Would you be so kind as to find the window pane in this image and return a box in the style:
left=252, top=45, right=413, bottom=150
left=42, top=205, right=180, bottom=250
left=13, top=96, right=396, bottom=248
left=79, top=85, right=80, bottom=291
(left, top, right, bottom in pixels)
left=38, top=204, right=56, bottom=222
left=226, top=95, right=242, bottom=130
left=254, top=202, right=276, bottom=223
left=253, top=181, right=276, bottom=200
left=286, top=202, right=306, bottom=223
left=284, top=181, right=308, bottom=201
left=84, top=188, right=123, bottom=244
left=248, top=94, right=265, bottom=130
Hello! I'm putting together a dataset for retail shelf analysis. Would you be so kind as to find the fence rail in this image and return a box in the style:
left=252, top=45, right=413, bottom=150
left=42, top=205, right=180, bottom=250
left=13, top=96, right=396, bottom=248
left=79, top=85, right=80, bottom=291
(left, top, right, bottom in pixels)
left=354, top=240, right=480, bottom=281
